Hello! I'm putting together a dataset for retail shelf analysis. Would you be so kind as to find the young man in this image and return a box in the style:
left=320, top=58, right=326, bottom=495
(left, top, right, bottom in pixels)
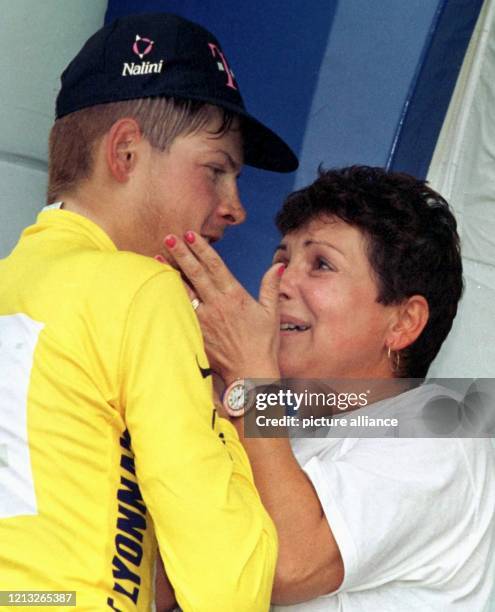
left=0, top=13, right=297, bottom=611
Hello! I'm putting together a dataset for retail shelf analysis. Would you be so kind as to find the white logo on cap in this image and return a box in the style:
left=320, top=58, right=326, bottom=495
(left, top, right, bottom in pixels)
left=133, top=34, right=154, bottom=60
left=122, top=33, right=164, bottom=77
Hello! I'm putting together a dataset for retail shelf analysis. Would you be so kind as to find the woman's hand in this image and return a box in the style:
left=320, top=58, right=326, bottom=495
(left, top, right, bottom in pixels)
left=156, top=232, right=344, bottom=604
left=159, top=231, right=284, bottom=384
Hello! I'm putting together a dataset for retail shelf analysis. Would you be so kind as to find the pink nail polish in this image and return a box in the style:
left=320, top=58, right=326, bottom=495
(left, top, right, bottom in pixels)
left=165, top=235, right=176, bottom=248
left=185, top=231, right=195, bottom=244
left=278, top=264, right=286, bottom=277
left=155, top=254, right=165, bottom=263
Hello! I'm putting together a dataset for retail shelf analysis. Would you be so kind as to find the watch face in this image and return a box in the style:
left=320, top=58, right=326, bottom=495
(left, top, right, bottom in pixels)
left=227, top=382, right=246, bottom=413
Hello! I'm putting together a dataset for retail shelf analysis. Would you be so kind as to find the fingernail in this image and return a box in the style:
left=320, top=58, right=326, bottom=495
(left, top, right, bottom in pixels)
left=164, top=235, right=176, bottom=248
left=185, top=231, right=195, bottom=244
left=154, top=254, right=165, bottom=263
left=277, top=264, right=286, bottom=277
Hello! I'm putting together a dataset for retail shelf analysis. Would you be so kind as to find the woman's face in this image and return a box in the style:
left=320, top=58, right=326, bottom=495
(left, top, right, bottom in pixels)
left=273, top=217, right=398, bottom=379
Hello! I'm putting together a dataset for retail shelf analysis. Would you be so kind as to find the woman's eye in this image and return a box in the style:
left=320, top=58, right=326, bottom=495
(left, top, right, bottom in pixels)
left=316, top=257, right=332, bottom=271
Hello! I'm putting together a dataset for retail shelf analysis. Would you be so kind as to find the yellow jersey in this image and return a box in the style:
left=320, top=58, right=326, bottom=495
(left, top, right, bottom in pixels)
left=0, top=208, right=277, bottom=611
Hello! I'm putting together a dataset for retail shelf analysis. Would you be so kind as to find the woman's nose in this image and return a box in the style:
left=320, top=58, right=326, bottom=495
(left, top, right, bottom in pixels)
left=278, top=263, right=298, bottom=300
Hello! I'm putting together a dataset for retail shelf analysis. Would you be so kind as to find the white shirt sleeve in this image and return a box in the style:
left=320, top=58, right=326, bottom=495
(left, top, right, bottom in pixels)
left=300, top=436, right=484, bottom=593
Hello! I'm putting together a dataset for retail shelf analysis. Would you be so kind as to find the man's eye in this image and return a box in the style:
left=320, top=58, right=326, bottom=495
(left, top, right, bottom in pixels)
left=207, top=165, right=225, bottom=178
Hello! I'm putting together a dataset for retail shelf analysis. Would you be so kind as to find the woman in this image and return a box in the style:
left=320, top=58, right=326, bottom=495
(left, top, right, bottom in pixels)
left=163, top=166, right=495, bottom=610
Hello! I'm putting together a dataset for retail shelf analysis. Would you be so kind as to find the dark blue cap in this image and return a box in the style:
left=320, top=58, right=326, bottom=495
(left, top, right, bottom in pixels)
left=56, top=13, right=298, bottom=173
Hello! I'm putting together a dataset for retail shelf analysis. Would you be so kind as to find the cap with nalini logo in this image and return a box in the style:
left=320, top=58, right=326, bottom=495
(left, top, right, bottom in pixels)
left=55, top=12, right=298, bottom=173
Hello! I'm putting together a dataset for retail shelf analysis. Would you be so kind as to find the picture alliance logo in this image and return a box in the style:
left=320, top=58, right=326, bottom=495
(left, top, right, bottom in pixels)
left=122, top=34, right=164, bottom=76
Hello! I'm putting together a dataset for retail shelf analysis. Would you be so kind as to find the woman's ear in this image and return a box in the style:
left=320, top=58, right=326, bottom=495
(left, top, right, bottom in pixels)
left=105, top=118, right=143, bottom=182
left=386, top=295, right=429, bottom=352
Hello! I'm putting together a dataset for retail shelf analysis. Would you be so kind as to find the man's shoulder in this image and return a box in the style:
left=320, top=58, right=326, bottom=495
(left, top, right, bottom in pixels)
left=98, top=250, right=175, bottom=283
left=86, top=251, right=185, bottom=310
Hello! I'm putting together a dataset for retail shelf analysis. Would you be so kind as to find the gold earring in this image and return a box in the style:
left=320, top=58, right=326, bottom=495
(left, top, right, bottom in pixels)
left=387, top=346, right=401, bottom=373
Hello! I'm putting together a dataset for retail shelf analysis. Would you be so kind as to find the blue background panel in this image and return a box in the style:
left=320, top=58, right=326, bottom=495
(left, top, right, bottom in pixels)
left=105, top=0, right=482, bottom=294
left=388, top=0, right=484, bottom=177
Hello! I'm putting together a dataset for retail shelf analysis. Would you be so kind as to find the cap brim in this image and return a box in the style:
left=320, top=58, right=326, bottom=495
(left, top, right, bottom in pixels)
left=58, top=86, right=299, bottom=172
left=198, top=97, right=298, bottom=173
left=240, top=113, right=299, bottom=173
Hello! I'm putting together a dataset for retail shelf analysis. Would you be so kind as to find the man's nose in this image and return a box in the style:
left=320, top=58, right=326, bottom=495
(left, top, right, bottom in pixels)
left=219, top=186, right=247, bottom=226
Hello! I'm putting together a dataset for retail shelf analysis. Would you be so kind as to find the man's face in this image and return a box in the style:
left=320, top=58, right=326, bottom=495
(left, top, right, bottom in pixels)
left=135, top=110, right=245, bottom=257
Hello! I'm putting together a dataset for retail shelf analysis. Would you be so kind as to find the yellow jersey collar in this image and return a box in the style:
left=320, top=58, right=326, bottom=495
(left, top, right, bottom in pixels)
left=38, top=202, right=117, bottom=253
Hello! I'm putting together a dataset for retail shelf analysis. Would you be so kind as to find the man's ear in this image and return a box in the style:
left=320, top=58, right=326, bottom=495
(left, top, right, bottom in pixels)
left=386, top=295, right=429, bottom=352
left=105, top=118, right=143, bottom=182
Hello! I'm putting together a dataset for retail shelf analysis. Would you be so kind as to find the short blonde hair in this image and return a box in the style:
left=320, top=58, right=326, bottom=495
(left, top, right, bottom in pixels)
left=47, top=97, right=234, bottom=203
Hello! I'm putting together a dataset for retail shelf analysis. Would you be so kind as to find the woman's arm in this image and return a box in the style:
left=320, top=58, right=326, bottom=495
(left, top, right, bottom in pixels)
left=155, top=555, right=178, bottom=612
left=235, top=428, right=344, bottom=604
left=162, top=233, right=344, bottom=604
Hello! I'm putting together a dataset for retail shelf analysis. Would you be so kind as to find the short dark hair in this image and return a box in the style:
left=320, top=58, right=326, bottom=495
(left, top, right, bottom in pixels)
left=275, top=166, right=463, bottom=378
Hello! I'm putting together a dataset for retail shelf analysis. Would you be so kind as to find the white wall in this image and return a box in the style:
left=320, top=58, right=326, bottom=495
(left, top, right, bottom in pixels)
left=0, top=0, right=107, bottom=257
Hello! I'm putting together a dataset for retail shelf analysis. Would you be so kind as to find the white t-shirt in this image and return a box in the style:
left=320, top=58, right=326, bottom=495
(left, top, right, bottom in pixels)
left=273, top=384, right=495, bottom=611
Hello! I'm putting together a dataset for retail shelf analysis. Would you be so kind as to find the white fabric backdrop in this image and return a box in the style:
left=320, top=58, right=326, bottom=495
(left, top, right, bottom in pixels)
left=428, top=3, right=495, bottom=607
left=428, top=0, right=495, bottom=379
